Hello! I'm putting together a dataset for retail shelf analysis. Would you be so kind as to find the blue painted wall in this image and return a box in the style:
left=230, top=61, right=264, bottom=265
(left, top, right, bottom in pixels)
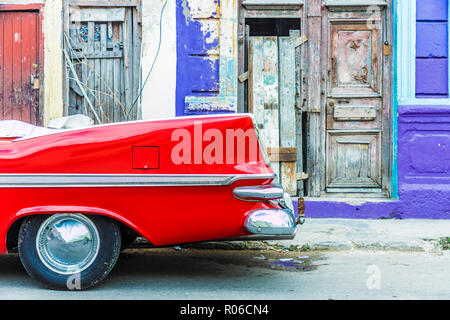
left=175, top=0, right=220, bottom=116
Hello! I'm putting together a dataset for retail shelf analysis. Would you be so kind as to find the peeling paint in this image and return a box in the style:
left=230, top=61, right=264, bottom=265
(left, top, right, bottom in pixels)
left=176, top=0, right=238, bottom=115
left=186, top=0, right=219, bottom=19
left=181, top=0, right=191, bottom=25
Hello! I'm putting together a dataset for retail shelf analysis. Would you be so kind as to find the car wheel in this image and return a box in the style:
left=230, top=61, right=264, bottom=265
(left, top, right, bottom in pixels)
left=18, top=213, right=121, bottom=290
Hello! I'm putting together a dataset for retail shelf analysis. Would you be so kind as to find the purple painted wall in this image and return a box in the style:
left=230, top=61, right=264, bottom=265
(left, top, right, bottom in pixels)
left=297, top=1, right=450, bottom=220
left=297, top=105, right=450, bottom=220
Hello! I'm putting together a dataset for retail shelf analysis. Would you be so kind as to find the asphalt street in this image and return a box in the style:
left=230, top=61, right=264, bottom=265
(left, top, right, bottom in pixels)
left=0, top=248, right=449, bottom=299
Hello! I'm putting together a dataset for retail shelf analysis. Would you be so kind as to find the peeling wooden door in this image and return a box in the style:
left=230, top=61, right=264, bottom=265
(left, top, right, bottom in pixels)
left=306, top=1, right=393, bottom=196
left=66, top=6, right=141, bottom=123
left=0, top=11, right=40, bottom=125
left=249, top=30, right=302, bottom=195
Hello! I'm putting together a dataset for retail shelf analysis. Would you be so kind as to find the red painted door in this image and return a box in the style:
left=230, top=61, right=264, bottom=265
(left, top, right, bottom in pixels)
left=0, top=11, right=40, bottom=125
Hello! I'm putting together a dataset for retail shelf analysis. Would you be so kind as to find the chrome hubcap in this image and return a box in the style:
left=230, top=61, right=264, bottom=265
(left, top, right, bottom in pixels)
left=36, top=214, right=100, bottom=275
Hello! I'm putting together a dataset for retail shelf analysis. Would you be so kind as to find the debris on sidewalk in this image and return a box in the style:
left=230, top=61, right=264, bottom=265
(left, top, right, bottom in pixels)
left=253, top=255, right=266, bottom=260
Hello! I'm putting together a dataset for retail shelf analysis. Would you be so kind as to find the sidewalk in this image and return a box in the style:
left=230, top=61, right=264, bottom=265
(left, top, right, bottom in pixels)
left=186, top=219, right=450, bottom=253
left=266, top=218, right=450, bottom=252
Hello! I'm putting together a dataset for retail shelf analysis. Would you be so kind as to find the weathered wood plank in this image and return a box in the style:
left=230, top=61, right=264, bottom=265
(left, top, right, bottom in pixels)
left=113, top=54, right=121, bottom=122
left=267, top=147, right=298, bottom=162
left=70, top=51, right=123, bottom=59
left=120, top=22, right=126, bottom=122
left=249, top=37, right=264, bottom=128
left=297, top=12, right=307, bottom=197
left=123, top=8, right=132, bottom=121
left=242, top=0, right=304, bottom=10
left=100, top=23, right=108, bottom=122
left=69, top=0, right=139, bottom=7
left=81, top=58, right=88, bottom=115
left=132, top=7, right=141, bottom=119
left=87, top=21, right=96, bottom=121
left=279, top=31, right=298, bottom=195
left=306, top=9, right=324, bottom=196
left=263, top=37, right=280, bottom=182
left=70, top=8, right=125, bottom=22
left=333, top=105, right=377, bottom=121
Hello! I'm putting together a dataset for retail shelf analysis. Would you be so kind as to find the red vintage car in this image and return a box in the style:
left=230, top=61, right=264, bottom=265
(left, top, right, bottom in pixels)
left=0, top=114, right=302, bottom=290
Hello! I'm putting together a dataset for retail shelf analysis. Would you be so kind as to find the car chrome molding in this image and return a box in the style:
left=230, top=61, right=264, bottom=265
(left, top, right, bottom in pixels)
left=0, top=173, right=275, bottom=188
left=233, top=184, right=284, bottom=201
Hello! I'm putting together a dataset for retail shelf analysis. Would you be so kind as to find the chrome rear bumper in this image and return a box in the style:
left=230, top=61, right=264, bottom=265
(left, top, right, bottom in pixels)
left=245, top=209, right=297, bottom=236
left=233, top=185, right=300, bottom=239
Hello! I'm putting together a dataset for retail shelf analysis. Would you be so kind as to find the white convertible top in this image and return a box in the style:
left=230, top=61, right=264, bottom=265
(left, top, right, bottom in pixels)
left=0, top=114, right=94, bottom=139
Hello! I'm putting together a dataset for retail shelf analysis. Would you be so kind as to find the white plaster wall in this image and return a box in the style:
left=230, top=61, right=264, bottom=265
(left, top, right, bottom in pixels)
left=141, top=0, right=177, bottom=120
left=42, top=0, right=63, bottom=125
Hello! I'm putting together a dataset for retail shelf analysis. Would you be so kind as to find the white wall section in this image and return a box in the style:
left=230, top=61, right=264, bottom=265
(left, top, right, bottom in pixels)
left=141, top=0, right=177, bottom=120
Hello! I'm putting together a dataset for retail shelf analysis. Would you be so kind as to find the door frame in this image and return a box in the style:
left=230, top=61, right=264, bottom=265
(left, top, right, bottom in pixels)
left=0, top=4, right=44, bottom=125
left=315, top=1, right=394, bottom=198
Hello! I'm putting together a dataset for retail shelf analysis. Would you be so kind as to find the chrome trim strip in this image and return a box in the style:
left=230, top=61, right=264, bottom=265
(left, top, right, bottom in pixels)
left=233, top=184, right=284, bottom=201
left=0, top=173, right=275, bottom=188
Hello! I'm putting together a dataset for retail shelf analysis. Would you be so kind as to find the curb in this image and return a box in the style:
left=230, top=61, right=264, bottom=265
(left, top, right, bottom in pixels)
left=182, top=239, right=444, bottom=253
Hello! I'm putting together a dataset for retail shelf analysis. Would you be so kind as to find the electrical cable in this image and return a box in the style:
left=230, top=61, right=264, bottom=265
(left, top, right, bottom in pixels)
left=128, top=0, right=168, bottom=115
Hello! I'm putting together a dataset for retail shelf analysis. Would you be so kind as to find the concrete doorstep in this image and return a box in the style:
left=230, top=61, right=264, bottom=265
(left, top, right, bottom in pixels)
left=183, top=219, right=450, bottom=253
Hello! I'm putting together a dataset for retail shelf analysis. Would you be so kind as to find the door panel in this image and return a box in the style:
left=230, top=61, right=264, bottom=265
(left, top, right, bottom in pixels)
left=330, top=22, right=381, bottom=97
left=0, top=11, right=40, bottom=125
left=327, top=131, right=381, bottom=190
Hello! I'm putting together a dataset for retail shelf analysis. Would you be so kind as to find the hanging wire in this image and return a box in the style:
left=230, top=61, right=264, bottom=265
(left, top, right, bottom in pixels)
left=127, top=0, right=168, bottom=117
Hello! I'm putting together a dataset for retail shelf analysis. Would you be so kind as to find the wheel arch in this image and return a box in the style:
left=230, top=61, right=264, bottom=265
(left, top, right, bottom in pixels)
left=6, top=205, right=150, bottom=253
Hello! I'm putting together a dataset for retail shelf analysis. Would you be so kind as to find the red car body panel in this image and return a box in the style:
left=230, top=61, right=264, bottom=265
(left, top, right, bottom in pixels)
left=0, top=114, right=280, bottom=253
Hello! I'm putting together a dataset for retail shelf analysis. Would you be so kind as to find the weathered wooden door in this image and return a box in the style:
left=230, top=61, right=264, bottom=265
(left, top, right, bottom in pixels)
left=248, top=30, right=302, bottom=195
left=306, top=1, right=392, bottom=196
left=0, top=11, right=41, bottom=125
left=66, top=6, right=141, bottom=123
left=324, top=3, right=392, bottom=194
